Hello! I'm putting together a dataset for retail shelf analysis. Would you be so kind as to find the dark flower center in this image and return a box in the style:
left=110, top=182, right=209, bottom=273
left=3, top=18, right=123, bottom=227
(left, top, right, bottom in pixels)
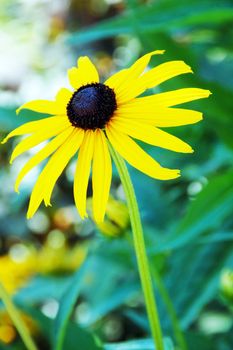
left=66, top=83, right=117, bottom=130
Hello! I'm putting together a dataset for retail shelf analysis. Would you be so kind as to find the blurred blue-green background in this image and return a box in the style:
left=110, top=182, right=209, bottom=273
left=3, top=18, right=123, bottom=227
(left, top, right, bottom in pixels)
left=0, top=0, right=233, bottom=349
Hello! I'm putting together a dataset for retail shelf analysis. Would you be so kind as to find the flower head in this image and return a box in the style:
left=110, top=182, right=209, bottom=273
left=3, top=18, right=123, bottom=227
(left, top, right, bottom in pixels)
left=3, top=51, right=210, bottom=222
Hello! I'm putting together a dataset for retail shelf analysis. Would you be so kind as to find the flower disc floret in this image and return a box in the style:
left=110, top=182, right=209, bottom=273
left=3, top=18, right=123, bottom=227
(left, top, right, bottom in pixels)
left=67, top=83, right=117, bottom=130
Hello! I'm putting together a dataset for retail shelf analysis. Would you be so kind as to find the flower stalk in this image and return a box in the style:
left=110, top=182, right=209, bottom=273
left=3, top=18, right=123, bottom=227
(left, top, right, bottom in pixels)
left=0, top=282, right=38, bottom=350
left=109, top=144, right=164, bottom=350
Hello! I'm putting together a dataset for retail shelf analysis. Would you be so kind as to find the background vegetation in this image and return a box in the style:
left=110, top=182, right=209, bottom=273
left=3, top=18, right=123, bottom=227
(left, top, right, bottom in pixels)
left=0, top=0, right=233, bottom=349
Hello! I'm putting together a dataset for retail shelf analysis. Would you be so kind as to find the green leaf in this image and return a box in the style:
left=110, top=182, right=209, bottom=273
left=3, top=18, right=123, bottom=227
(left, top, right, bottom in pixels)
left=68, top=1, right=233, bottom=45
left=83, top=282, right=139, bottom=326
left=180, top=247, right=233, bottom=328
left=198, top=231, right=233, bottom=244
left=162, top=237, right=233, bottom=329
left=185, top=332, right=216, bottom=350
left=15, top=303, right=103, bottom=350
left=104, top=337, right=174, bottom=350
left=63, top=322, right=103, bottom=350
left=15, top=275, right=73, bottom=303
left=160, top=169, right=233, bottom=251
left=77, top=253, right=139, bottom=325
left=53, top=260, right=90, bottom=350
left=0, top=107, right=47, bottom=132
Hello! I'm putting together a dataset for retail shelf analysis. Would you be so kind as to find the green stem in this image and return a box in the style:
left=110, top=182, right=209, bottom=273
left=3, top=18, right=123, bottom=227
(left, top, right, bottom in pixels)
left=126, top=230, right=187, bottom=350
left=110, top=145, right=164, bottom=350
left=0, top=282, right=38, bottom=350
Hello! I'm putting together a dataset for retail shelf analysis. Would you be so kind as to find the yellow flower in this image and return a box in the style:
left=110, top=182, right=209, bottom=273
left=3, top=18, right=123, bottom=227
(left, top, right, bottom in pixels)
left=87, top=196, right=129, bottom=237
left=0, top=240, right=86, bottom=294
left=37, top=234, right=87, bottom=275
left=2, top=51, right=210, bottom=222
left=0, top=253, right=36, bottom=294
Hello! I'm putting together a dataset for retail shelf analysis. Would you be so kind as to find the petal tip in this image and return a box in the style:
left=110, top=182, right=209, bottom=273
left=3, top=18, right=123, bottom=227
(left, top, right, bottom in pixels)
left=180, top=62, right=193, bottom=73
left=9, top=154, right=15, bottom=164
left=26, top=212, right=32, bottom=220
left=67, top=67, right=74, bottom=74
left=1, top=138, right=7, bottom=144
left=185, top=145, right=194, bottom=153
left=14, top=186, right=20, bottom=194
left=77, top=56, right=88, bottom=65
left=78, top=211, right=88, bottom=220
left=93, top=215, right=104, bottom=224
left=164, top=169, right=181, bottom=180
left=203, top=89, right=212, bottom=97
left=155, top=50, right=165, bottom=55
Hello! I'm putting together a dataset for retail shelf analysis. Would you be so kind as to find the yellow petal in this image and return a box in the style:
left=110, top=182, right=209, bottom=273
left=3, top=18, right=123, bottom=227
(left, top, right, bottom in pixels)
left=106, top=124, right=180, bottom=180
left=43, top=130, right=84, bottom=205
left=2, top=116, right=67, bottom=144
left=104, top=69, right=128, bottom=92
left=111, top=118, right=193, bottom=153
left=78, top=56, right=99, bottom=83
left=116, top=82, right=146, bottom=105
left=114, top=107, right=203, bottom=127
left=105, top=50, right=164, bottom=102
left=55, top=88, right=72, bottom=105
left=125, top=50, right=165, bottom=79
left=74, top=131, right=95, bottom=219
left=111, top=52, right=180, bottom=105
left=68, top=68, right=81, bottom=90
left=27, top=129, right=84, bottom=219
left=15, top=128, right=74, bottom=192
left=68, top=56, right=99, bottom=90
left=17, top=99, right=63, bottom=116
left=10, top=118, right=71, bottom=163
left=16, top=87, right=72, bottom=115
left=92, top=130, right=112, bottom=223
left=139, top=61, right=193, bottom=89
left=131, top=88, right=211, bottom=107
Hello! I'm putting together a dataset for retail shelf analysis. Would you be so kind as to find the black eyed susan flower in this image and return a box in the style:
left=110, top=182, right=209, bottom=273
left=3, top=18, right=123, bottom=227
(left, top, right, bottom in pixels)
left=2, top=51, right=211, bottom=223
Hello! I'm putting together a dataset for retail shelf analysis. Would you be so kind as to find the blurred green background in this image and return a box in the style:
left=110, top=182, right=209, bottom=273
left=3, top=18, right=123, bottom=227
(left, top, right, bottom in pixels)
left=0, top=0, right=233, bottom=349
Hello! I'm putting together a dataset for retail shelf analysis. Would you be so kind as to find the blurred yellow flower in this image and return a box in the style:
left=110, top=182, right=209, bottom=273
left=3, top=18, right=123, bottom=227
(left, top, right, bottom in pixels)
left=0, top=237, right=86, bottom=295
left=88, top=196, right=129, bottom=237
left=0, top=238, right=86, bottom=345
left=0, top=253, right=36, bottom=294
left=3, top=51, right=210, bottom=222
left=37, top=232, right=87, bottom=275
